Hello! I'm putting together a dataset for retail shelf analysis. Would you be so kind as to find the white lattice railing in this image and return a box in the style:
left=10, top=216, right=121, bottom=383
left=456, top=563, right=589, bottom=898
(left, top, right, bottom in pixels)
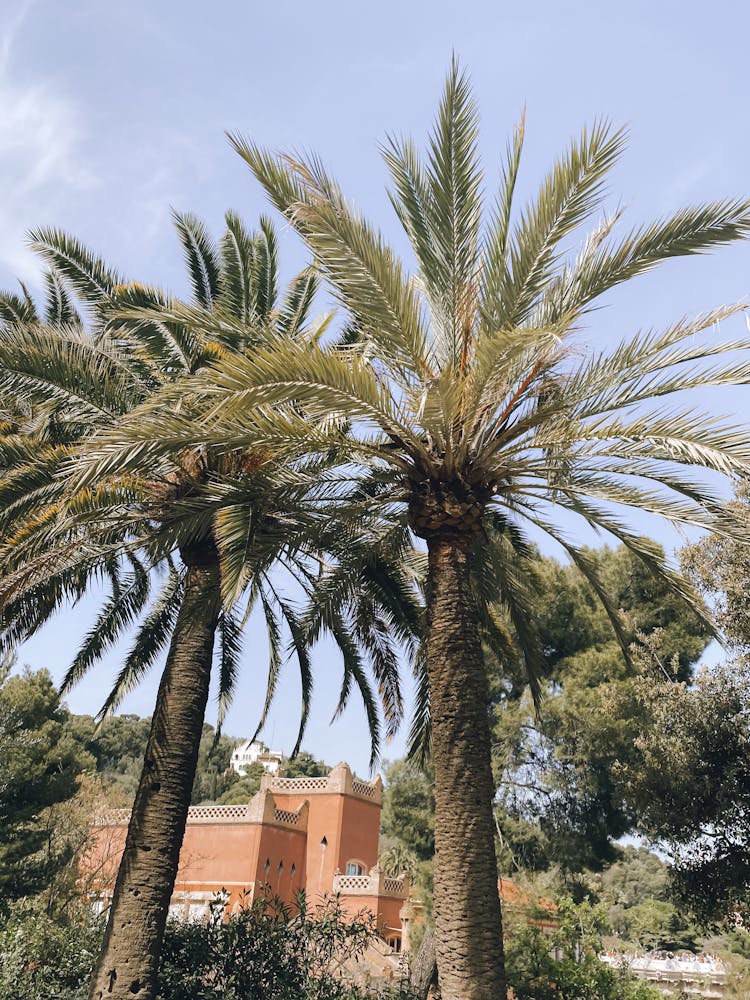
left=333, top=874, right=371, bottom=892
left=383, top=877, right=405, bottom=895
left=96, top=804, right=255, bottom=827
left=96, top=809, right=130, bottom=826
left=273, top=807, right=301, bottom=826
left=332, top=869, right=408, bottom=899
left=350, top=778, right=377, bottom=799
left=186, top=804, right=251, bottom=823
left=269, top=776, right=329, bottom=792
left=266, top=765, right=382, bottom=803
left=97, top=800, right=307, bottom=830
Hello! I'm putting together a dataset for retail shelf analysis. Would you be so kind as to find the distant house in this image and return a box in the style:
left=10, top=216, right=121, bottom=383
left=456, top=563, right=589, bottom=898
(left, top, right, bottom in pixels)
left=230, top=739, right=284, bottom=775
left=87, top=763, right=411, bottom=953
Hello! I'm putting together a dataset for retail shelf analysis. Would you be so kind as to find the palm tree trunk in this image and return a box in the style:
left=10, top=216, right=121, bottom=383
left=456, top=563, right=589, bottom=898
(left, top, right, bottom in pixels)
left=88, top=543, right=221, bottom=1000
left=410, top=923, right=437, bottom=999
left=425, top=535, right=506, bottom=1000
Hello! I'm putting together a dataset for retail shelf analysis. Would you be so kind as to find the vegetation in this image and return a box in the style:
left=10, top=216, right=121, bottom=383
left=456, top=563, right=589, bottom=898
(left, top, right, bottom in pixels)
left=504, top=897, right=663, bottom=1000
left=0, top=660, right=93, bottom=910
left=621, top=658, right=750, bottom=926
left=491, top=543, right=709, bottom=872
left=2, top=56, right=750, bottom=1000
left=0, top=893, right=418, bottom=1000
left=0, top=883, right=663, bottom=1000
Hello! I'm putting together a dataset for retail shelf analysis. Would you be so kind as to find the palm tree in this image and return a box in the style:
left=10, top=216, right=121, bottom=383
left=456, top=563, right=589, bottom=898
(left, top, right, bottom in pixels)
left=85, top=63, right=750, bottom=999
left=0, top=216, right=420, bottom=1000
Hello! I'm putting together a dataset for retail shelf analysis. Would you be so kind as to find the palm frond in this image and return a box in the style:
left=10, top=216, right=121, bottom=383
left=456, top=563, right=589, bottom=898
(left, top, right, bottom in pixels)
left=61, top=563, right=151, bottom=693
left=172, top=210, right=221, bottom=308
left=422, top=56, right=482, bottom=367
left=329, top=609, right=382, bottom=768
left=0, top=290, right=38, bottom=326
left=494, top=120, right=627, bottom=329
left=539, top=200, right=750, bottom=325
left=29, top=227, right=121, bottom=304
left=246, top=588, right=283, bottom=744
left=229, top=134, right=433, bottom=381
left=97, top=568, right=184, bottom=717
left=252, top=216, right=279, bottom=321
left=278, top=267, right=318, bottom=336
left=216, top=605, right=243, bottom=733
left=43, top=270, right=80, bottom=326
left=479, top=113, right=525, bottom=334
left=219, top=210, right=255, bottom=322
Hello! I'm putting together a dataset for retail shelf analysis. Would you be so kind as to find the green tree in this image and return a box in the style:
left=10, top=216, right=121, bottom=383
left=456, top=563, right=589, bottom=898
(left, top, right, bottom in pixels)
left=381, top=759, right=434, bottom=863
left=217, top=761, right=265, bottom=804
left=617, top=659, right=750, bottom=925
left=282, top=751, right=330, bottom=778
left=504, top=896, right=663, bottom=1000
left=0, top=662, right=93, bottom=908
left=190, top=725, right=238, bottom=804
left=0, top=217, right=419, bottom=1000
left=598, top=846, right=670, bottom=912
left=71, top=63, right=750, bottom=998
left=491, top=545, right=710, bottom=872
left=0, top=892, right=417, bottom=1000
left=682, top=481, right=750, bottom=654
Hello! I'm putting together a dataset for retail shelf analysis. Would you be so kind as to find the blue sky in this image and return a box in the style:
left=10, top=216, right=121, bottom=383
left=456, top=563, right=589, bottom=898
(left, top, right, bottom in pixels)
left=2, top=0, right=748, bottom=773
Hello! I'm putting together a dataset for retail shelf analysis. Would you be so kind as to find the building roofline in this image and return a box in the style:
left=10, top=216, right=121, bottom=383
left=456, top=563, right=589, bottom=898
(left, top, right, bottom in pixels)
left=264, top=761, right=382, bottom=805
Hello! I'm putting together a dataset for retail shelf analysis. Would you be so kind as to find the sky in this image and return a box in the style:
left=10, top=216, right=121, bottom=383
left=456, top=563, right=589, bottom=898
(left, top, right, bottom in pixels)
left=2, top=0, right=749, bottom=774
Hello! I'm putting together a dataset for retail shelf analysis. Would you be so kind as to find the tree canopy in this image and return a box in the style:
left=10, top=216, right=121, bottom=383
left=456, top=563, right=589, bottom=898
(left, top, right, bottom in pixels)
left=0, top=660, right=93, bottom=907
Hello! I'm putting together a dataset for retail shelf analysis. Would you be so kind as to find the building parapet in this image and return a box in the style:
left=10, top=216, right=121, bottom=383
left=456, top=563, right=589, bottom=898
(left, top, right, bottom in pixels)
left=95, top=795, right=309, bottom=832
left=264, top=762, right=383, bottom=805
left=333, top=865, right=409, bottom=900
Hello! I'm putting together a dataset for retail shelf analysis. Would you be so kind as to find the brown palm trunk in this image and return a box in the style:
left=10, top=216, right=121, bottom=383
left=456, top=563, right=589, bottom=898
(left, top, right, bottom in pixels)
left=410, top=923, right=437, bottom=999
left=89, top=543, right=221, bottom=1000
left=425, top=535, right=506, bottom=1000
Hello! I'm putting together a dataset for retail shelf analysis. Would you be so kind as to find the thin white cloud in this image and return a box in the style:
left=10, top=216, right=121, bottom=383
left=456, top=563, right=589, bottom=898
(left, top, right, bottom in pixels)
left=0, top=0, right=35, bottom=74
left=0, top=0, right=95, bottom=284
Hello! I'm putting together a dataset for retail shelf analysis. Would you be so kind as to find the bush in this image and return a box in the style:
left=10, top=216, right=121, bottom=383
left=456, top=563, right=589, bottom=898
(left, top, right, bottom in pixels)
left=0, top=892, right=416, bottom=1000
left=0, top=899, right=100, bottom=1000
left=159, top=890, right=378, bottom=1000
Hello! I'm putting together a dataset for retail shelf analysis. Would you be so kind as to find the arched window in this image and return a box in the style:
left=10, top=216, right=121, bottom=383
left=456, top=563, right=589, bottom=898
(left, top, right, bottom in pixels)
left=345, top=861, right=365, bottom=876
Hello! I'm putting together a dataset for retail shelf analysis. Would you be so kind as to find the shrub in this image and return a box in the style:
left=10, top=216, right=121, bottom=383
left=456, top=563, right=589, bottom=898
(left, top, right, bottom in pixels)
left=0, top=892, right=416, bottom=1000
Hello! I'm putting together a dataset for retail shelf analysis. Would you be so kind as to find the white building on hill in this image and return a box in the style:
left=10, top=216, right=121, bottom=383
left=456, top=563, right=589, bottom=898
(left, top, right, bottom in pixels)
left=230, top=739, right=284, bottom=775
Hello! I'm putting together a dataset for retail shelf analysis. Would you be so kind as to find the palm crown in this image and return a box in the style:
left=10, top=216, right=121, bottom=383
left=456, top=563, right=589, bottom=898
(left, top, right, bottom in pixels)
left=91, top=64, right=750, bottom=620
left=0, top=212, right=418, bottom=752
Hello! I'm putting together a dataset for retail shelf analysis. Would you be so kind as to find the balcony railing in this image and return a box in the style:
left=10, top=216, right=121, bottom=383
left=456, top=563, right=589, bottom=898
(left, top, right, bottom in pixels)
left=332, top=866, right=409, bottom=899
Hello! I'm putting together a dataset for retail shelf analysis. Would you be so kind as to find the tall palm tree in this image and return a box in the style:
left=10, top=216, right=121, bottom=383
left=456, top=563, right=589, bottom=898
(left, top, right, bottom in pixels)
left=0, top=216, right=420, bottom=1000
left=89, top=63, right=750, bottom=999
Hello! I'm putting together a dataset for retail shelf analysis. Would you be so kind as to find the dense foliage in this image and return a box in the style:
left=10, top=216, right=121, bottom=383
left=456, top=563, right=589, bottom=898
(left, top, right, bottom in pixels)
left=0, top=661, right=93, bottom=909
left=504, top=897, right=663, bottom=1000
left=491, top=544, right=710, bottom=872
left=0, top=890, right=669, bottom=1000
left=620, top=660, right=750, bottom=926
left=0, top=893, right=418, bottom=1000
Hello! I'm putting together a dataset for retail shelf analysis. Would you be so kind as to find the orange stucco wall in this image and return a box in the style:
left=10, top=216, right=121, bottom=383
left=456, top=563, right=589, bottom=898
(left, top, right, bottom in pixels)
left=177, top=822, right=261, bottom=888
left=253, top=823, right=307, bottom=902
left=271, top=790, right=344, bottom=900
left=336, top=795, right=380, bottom=876
left=338, top=893, right=404, bottom=936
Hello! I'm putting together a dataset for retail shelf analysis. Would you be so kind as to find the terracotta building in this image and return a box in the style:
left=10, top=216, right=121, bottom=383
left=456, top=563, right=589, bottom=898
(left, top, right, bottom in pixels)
left=88, top=762, right=411, bottom=952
